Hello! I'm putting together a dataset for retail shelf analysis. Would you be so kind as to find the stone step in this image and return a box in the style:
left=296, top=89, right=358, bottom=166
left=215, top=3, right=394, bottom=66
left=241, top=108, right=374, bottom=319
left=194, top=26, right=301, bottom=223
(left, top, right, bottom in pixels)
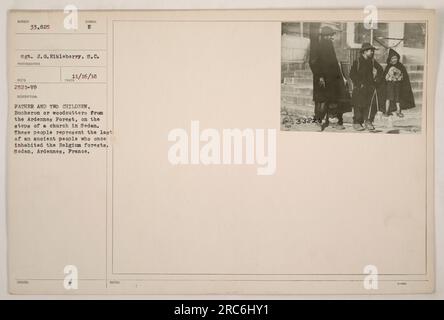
left=282, top=78, right=313, bottom=86
left=281, top=71, right=313, bottom=80
left=281, top=96, right=314, bottom=106
left=283, top=92, right=423, bottom=104
left=408, top=71, right=424, bottom=81
left=281, top=86, right=313, bottom=96
left=281, top=62, right=308, bottom=72
left=283, top=83, right=423, bottom=94
left=281, top=104, right=314, bottom=117
left=413, top=91, right=423, bottom=101
left=403, top=55, right=425, bottom=65
left=281, top=95, right=422, bottom=108
left=281, top=70, right=313, bottom=78
left=283, top=69, right=423, bottom=83
left=281, top=103, right=423, bottom=123
left=410, top=81, right=423, bottom=90
left=282, top=62, right=423, bottom=72
left=404, top=64, right=424, bottom=71
left=282, top=89, right=313, bottom=99
left=379, top=63, right=424, bottom=71
left=283, top=77, right=423, bottom=90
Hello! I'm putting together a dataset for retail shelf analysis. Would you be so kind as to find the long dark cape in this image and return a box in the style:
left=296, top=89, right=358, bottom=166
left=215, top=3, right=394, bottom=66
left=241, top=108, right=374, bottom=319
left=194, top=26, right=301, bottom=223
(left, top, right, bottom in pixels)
left=381, top=49, right=416, bottom=111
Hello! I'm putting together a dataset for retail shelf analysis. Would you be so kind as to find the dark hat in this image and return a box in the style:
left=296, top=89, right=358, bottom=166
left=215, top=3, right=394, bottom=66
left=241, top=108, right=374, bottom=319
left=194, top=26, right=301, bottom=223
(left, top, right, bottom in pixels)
left=320, top=26, right=336, bottom=36
left=360, top=42, right=378, bottom=52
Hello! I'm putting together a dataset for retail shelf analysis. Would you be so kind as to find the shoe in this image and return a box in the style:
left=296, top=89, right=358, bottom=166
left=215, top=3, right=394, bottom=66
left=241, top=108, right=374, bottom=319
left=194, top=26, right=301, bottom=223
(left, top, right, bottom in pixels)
left=353, top=123, right=365, bottom=131
left=365, top=121, right=375, bottom=131
left=321, top=121, right=330, bottom=131
left=332, top=123, right=345, bottom=130
left=396, top=111, right=404, bottom=118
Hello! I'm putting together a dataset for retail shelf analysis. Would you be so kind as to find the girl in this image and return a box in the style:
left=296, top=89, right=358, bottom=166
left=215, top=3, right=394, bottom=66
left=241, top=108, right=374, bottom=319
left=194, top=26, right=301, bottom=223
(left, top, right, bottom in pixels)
left=382, top=49, right=416, bottom=118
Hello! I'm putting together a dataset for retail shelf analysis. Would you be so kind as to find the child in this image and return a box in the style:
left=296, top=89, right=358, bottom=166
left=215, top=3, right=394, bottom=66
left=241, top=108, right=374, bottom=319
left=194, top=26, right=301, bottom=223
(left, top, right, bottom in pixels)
left=383, top=49, right=416, bottom=118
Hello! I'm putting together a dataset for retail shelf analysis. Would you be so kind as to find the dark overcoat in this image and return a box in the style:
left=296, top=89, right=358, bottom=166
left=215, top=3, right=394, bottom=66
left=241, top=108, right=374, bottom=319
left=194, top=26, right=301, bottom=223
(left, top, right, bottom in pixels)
left=309, top=38, right=351, bottom=112
left=349, top=55, right=384, bottom=111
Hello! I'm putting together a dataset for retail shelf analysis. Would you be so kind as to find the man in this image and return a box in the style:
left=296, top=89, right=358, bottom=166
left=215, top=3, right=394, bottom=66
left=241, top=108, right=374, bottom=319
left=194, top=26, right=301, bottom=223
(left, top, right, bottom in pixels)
left=349, top=42, right=384, bottom=131
left=309, top=26, right=351, bottom=131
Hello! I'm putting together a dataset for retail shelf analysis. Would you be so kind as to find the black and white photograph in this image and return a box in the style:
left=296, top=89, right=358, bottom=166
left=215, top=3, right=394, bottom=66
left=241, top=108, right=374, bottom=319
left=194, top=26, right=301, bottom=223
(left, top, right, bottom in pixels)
left=281, top=21, right=426, bottom=133
left=1, top=3, right=442, bottom=303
